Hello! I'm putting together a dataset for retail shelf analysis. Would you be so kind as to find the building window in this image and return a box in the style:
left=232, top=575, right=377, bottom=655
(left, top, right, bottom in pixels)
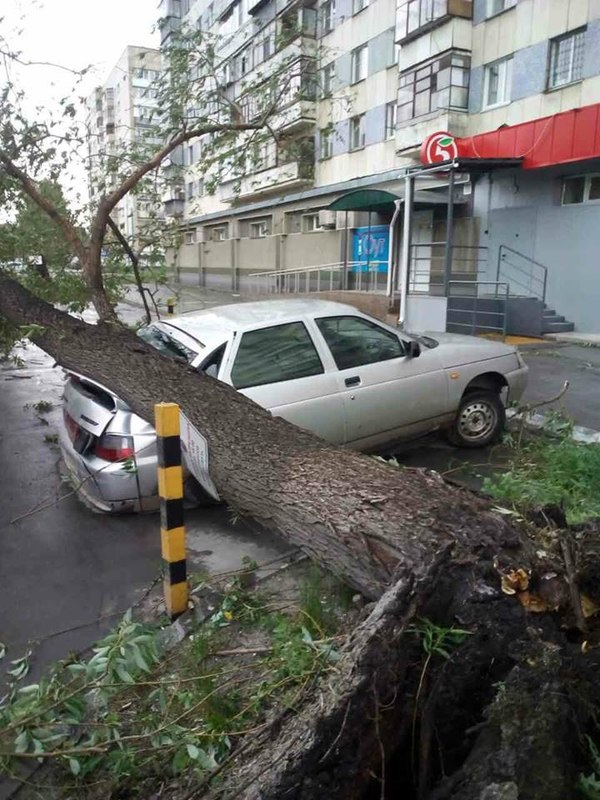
left=486, top=0, right=516, bottom=17
left=302, top=212, right=321, bottom=232
left=398, top=50, right=470, bottom=123
left=483, top=56, right=512, bottom=108
left=205, top=224, right=228, bottom=241
left=385, top=102, right=397, bottom=138
left=349, top=114, right=365, bottom=151
left=186, top=181, right=195, bottom=200
left=184, top=230, right=197, bottom=245
left=320, top=0, right=335, bottom=34
left=249, top=218, right=272, bottom=238
left=353, top=0, right=368, bottom=14
left=403, top=0, right=447, bottom=37
left=351, top=44, right=368, bottom=84
left=320, top=128, right=333, bottom=159
left=548, top=28, right=586, bottom=89
left=321, top=62, right=335, bottom=96
left=562, top=174, right=600, bottom=205
left=252, top=140, right=277, bottom=172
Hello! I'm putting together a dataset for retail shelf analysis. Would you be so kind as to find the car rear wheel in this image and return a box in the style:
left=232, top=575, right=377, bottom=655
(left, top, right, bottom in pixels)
left=448, top=391, right=505, bottom=448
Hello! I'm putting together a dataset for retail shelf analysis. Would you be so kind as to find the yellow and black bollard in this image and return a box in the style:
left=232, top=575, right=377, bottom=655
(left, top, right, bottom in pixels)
left=155, top=402, right=188, bottom=619
left=166, top=297, right=176, bottom=315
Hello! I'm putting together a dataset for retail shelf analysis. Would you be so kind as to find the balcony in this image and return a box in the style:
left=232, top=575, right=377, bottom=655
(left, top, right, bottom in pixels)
left=396, top=109, right=470, bottom=154
left=271, top=98, right=316, bottom=133
left=396, top=0, right=472, bottom=45
left=219, top=158, right=313, bottom=202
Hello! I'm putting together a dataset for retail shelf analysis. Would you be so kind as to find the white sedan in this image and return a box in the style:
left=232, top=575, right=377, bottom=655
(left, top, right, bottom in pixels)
left=59, top=299, right=528, bottom=512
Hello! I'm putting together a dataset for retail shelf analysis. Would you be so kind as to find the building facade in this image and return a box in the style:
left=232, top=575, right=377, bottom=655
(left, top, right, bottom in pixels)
left=165, top=0, right=600, bottom=333
left=86, top=46, right=162, bottom=246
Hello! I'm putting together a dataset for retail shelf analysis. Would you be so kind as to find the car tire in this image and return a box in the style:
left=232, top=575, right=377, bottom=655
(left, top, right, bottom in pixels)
left=448, top=390, right=505, bottom=448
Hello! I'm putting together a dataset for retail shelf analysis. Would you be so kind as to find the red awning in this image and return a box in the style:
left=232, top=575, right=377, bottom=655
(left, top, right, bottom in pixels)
left=457, top=102, right=600, bottom=170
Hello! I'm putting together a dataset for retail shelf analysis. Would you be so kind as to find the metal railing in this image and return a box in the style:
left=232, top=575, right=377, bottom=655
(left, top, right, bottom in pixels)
left=408, top=243, right=488, bottom=293
left=247, top=261, right=388, bottom=295
left=446, top=280, right=510, bottom=339
left=496, top=244, right=548, bottom=303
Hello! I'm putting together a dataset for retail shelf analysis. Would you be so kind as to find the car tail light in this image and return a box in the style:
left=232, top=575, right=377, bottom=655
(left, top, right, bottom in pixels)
left=63, top=409, right=80, bottom=443
left=94, top=434, right=135, bottom=463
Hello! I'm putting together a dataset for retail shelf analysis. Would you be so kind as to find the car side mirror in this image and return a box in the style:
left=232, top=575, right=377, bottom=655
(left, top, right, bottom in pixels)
left=406, top=340, right=421, bottom=358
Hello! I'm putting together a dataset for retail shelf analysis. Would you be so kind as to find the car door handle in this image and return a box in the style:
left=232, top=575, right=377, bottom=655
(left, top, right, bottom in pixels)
left=345, top=376, right=361, bottom=387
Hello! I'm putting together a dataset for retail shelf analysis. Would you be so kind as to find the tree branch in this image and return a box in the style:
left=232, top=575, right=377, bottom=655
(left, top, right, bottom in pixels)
left=0, top=151, right=85, bottom=264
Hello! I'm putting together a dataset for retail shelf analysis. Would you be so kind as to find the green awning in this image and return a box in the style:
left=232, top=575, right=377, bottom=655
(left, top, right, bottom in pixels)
left=328, top=189, right=400, bottom=212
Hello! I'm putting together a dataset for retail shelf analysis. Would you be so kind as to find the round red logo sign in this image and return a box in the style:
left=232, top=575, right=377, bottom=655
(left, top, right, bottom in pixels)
left=420, top=132, right=459, bottom=165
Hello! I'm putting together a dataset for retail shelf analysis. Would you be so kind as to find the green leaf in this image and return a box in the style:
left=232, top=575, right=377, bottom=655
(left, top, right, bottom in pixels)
left=0, top=642, right=6, bottom=660
left=7, top=660, right=29, bottom=680
left=132, top=646, right=150, bottom=673
left=14, top=730, right=29, bottom=754
left=187, top=743, right=200, bottom=760
left=115, top=664, right=135, bottom=684
left=439, top=136, right=454, bottom=146
left=68, top=757, right=81, bottom=776
left=197, top=748, right=218, bottom=770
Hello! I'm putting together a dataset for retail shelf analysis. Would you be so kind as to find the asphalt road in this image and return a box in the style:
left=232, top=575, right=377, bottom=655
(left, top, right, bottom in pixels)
left=518, top=344, right=600, bottom=430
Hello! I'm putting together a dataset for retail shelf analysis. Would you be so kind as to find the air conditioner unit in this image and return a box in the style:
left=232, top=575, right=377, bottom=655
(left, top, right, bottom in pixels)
left=318, top=209, right=336, bottom=229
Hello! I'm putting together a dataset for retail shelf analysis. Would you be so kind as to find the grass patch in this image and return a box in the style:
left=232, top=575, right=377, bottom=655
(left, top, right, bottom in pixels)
left=483, top=434, right=600, bottom=524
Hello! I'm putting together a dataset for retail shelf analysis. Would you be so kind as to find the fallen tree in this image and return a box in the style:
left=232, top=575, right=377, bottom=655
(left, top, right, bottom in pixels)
left=2, top=275, right=600, bottom=800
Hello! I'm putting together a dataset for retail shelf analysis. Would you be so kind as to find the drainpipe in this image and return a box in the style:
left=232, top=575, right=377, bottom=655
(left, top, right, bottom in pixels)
left=443, top=166, right=456, bottom=296
left=398, top=174, right=414, bottom=328
left=387, top=199, right=403, bottom=298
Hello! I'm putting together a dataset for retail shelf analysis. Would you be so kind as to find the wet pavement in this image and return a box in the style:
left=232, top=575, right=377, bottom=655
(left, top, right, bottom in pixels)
left=518, top=344, right=600, bottom=431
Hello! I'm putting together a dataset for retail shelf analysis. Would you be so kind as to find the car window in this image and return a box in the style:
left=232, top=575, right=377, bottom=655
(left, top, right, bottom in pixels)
left=137, top=324, right=197, bottom=364
left=199, top=343, right=226, bottom=378
left=316, top=316, right=405, bottom=370
left=231, top=322, right=324, bottom=389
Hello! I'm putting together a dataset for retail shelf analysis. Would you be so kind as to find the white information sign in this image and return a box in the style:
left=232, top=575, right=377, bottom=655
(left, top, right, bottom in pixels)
left=179, top=412, right=220, bottom=501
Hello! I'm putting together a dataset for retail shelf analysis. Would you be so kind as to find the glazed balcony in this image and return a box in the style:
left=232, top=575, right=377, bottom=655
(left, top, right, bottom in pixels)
left=396, top=0, right=472, bottom=45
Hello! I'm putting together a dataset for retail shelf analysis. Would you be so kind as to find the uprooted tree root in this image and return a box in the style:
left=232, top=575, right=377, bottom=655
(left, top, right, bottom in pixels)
left=166, top=520, right=600, bottom=800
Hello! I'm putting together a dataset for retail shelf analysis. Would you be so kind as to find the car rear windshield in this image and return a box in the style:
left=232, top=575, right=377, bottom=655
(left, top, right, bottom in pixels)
left=137, top=325, right=197, bottom=364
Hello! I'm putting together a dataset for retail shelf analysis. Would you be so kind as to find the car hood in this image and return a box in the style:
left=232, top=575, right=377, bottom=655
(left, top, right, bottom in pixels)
left=424, top=332, right=519, bottom=369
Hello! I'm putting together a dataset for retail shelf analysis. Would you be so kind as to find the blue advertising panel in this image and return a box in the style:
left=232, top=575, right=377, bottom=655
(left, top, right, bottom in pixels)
left=351, top=225, right=389, bottom=273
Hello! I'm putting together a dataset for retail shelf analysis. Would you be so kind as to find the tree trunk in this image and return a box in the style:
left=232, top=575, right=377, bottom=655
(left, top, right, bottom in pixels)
left=0, top=276, right=528, bottom=599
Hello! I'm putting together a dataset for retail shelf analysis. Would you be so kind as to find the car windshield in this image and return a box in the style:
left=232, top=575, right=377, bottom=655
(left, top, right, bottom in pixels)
left=137, top=325, right=197, bottom=364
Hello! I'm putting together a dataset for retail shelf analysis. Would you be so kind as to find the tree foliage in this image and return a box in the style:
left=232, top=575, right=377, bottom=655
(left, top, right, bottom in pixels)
left=0, top=12, right=318, bottom=326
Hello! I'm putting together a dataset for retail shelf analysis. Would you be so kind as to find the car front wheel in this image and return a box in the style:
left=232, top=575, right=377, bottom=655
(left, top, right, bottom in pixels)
left=448, top=391, right=505, bottom=448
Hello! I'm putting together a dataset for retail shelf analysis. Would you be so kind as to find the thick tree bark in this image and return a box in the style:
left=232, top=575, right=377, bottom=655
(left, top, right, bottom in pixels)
left=0, top=276, right=529, bottom=599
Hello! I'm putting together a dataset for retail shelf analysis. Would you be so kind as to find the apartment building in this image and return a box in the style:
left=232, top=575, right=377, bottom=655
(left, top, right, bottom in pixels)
left=166, top=0, right=600, bottom=333
left=86, top=46, right=162, bottom=247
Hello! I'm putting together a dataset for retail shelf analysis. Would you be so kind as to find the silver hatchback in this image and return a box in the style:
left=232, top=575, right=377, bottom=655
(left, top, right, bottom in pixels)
left=59, top=299, right=528, bottom=512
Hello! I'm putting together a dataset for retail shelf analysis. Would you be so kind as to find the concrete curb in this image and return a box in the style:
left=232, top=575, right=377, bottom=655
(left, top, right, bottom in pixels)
left=543, top=333, right=600, bottom=348
left=506, top=409, right=600, bottom=445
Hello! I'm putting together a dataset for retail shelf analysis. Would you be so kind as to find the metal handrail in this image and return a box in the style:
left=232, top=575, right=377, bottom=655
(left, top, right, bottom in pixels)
left=248, top=261, right=388, bottom=295
left=447, top=280, right=509, bottom=339
left=496, top=244, right=548, bottom=303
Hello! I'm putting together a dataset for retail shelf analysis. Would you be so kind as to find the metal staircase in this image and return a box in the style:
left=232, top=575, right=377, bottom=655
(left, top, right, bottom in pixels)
left=496, top=245, right=574, bottom=335
left=445, top=245, right=575, bottom=337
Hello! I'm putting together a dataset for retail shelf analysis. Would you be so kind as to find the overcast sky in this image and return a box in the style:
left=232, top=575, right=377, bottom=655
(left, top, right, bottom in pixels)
left=3, top=0, right=160, bottom=102
left=0, top=0, right=161, bottom=206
